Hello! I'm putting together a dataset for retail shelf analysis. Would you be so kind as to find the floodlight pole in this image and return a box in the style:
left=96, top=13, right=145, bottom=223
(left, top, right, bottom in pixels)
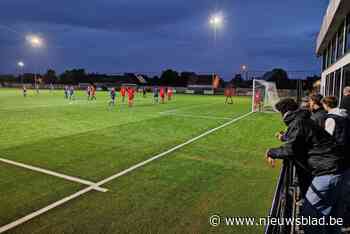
left=17, top=62, right=25, bottom=84
left=26, top=35, right=44, bottom=93
left=210, top=15, right=221, bottom=94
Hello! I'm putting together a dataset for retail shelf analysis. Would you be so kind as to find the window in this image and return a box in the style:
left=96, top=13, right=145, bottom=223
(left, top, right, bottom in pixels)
left=325, top=74, right=334, bottom=96
left=346, top=14, right=350, bottom=52
left=343, top=64, right=350, bottom=90
left=329, top=73, right=335, bottom=96
left=323, top=49, right=328, bottom=71
left=337, top=24, right=344, bottom=59
left=327, top=43, right=332, bottom=67
left=334, top=69, right=342, bottom=99
left=332, top=38, right=337, bottom=64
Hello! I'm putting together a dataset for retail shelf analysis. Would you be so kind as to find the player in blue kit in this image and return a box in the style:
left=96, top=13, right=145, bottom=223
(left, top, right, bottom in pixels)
left=109, top=88, right=116, bottom=107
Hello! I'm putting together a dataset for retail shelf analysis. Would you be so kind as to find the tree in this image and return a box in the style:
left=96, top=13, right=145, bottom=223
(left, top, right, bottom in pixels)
left=160, top=69, right=179, bottom=86
left=263, top=68, right=289, bottom=88
left=263, top=68, right=289, bottom=82
left=230, top=74, right=243, bottom=86
left=44, top=69, right=57, bottom=84
left=59, top=69, right=87, bottom=84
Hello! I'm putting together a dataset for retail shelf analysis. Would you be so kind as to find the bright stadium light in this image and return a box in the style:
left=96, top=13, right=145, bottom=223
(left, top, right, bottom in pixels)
left=209, top=13, right=224, bottom=46
left=26, top=34, right=43, bottom=48
left=210, top=15, right=223, bottom=28
left=241, top=65, right=248, bottom=80
left=17, top=61, right=24, bottom=68
left=209, top=13, right=223, bottom=28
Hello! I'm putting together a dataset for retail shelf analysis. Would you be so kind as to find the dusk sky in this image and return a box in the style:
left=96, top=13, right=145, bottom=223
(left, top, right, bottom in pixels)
left=0, top=0, right=329, bottom=79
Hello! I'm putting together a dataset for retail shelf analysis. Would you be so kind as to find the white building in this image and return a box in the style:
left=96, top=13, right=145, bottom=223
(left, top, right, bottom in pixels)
left=317, top=0, right=350, bottom=102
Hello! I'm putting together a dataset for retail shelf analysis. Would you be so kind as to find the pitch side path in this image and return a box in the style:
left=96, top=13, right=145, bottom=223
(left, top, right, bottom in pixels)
left=0, top=89, right=282, bottom=234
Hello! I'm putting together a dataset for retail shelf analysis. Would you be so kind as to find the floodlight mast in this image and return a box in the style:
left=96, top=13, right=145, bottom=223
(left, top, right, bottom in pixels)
left=17, top=61, right=24, bottom=84
left=26, top=34, right=44, bottom=91
left=209, top=13, right=223, bottom=92
left=209, top=14, right=223, bottom=47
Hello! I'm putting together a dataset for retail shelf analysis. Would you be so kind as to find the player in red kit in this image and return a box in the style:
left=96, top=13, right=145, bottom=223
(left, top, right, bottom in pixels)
left=160, top=87, right=165, bottom=104
left=254, top=90, right=263, bottom=112
left=121, top=87, right=126, bottom=103
left=127, top=87, right=135, bottom=107
left=225, top=86, right=234, bottom=104
left=167, top=87, right=173, bottom=101
left=90, top=85, right=97, bottom=101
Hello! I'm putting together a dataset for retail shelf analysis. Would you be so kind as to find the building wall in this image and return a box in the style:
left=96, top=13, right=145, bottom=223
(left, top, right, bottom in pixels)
left=319, top=8, right=350, bottom=103
left=317, top=0, right=342, bottom=54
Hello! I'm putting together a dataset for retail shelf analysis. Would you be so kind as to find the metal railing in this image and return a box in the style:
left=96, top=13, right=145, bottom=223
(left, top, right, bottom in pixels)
left=265, top=159, right=350, bottom=234
left=264, top=160, right=302, bottom=234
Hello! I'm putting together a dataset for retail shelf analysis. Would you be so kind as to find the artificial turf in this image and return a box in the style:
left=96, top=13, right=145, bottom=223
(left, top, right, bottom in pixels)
left=0, top=88, right=283, bottom=233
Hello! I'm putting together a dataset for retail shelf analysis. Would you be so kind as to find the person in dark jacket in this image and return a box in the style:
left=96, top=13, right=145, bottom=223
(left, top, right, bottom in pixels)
left=309, top=94, right=327, bottom=128
left=322, top=96, right=350, bottom=155
left=341, top=86, right=350, bottom=113
left=266, top=98, right=350, bottom=234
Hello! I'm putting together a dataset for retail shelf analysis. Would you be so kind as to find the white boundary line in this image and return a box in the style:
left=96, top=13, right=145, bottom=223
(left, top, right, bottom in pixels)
left=159, top=103, right=217, bottom=114
left=0, top=101, right=91, bottom=112
left=160, top=113, right=231, bottom=120
left=0, top=158, right=108, bottom=193
left=0, top=111, right=253, bottom=234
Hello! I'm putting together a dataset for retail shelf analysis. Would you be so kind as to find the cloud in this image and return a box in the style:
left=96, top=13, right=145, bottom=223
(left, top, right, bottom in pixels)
left=0, top=0, right=216, bottom=32
left=0, top=0, right=327, bottom=76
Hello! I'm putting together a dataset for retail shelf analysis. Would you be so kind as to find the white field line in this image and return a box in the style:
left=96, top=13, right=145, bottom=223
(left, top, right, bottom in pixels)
left=0, top=111, right=253, bottom=234
left=0, top=158, right=108, bottom=193
left=160, top=113, right=231, bottom=120
left=159, top=103, right=217, bottom=114
left=0, top=101, right=89, bottom=111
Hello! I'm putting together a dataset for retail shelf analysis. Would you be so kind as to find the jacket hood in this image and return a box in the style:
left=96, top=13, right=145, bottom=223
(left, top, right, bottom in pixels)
left=283, top=109, right=311, bottom=126
left=328, top=108, right=348, bottom=118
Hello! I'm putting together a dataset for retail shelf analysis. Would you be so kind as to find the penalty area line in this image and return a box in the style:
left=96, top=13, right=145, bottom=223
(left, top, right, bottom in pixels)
left=160, top=113, right=232, bottom=120
left=0, top=111, right=253, bottom=234
left=0, top=158, right=108, bottom=193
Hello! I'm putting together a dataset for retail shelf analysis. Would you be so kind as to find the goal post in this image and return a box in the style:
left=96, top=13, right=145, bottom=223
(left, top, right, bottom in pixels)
left=252, top=79, right=280, bottom=112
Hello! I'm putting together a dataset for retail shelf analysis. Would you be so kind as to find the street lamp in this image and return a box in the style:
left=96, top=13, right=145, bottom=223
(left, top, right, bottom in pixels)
left=241, top=65, right=248, bottom=80
left=17, top=61, right=24, bottom=84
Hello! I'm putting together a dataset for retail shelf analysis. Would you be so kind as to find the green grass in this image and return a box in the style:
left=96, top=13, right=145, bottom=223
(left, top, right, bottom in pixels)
left=0, top=88, right=284, bottom=233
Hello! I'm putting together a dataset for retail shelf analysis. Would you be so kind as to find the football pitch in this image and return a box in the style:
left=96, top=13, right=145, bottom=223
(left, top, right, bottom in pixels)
left=0, top=88, right=283, bottom=234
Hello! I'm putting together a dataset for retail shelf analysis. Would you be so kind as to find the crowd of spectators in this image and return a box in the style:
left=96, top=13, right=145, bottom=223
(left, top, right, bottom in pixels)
left=266, top=87, right=350, bottom=233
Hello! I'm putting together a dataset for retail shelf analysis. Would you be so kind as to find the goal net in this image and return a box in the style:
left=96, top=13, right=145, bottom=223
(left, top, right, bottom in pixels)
left=252, top=80, right=280, bottom=112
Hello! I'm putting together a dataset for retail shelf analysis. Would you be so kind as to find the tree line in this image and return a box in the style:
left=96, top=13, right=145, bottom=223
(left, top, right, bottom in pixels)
left=0, top=68, right=320, bottom=90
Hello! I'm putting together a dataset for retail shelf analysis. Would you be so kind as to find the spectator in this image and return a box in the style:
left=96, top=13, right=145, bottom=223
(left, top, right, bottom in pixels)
left=300, top=96, right=310, bottom=110
left=266, top=98, right=350, bottom=234
left=322, top=96, right=350, bottom=154
left=341, top=86, right=350, bottom=113
left=309, top=94, right=327, bottom=128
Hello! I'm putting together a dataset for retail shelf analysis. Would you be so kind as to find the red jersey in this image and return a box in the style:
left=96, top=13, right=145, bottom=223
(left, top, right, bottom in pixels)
left=167, top=88, right=173, bottom=96
left=127, top=88, right=135, bottom=99
left=121, top=87, right=126, bottom=96
left=160, top=88, right=165, bottom=97
left=254, top=92, right=261, bottom=102
left=225, top=88, right=234, bottom=97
